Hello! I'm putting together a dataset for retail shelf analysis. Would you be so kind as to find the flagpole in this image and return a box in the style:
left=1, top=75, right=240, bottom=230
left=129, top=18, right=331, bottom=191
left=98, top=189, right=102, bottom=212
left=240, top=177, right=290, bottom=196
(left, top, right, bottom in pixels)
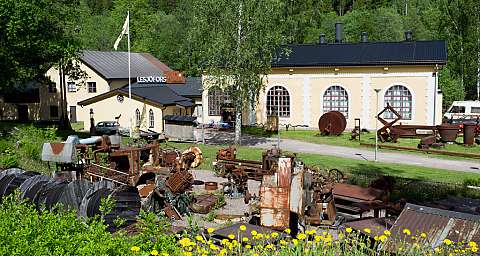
left=127, top=11, right=132, bottom=137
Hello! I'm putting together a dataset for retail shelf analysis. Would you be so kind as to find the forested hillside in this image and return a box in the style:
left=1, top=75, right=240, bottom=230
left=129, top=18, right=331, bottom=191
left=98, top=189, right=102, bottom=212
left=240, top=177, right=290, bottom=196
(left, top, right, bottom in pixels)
left=1, top=0, right=479, bottom=107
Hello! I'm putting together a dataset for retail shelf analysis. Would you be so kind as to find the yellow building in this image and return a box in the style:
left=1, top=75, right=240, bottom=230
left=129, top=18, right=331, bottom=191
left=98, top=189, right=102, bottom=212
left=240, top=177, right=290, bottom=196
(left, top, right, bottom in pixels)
left=203, top=37, right=447, bottom=130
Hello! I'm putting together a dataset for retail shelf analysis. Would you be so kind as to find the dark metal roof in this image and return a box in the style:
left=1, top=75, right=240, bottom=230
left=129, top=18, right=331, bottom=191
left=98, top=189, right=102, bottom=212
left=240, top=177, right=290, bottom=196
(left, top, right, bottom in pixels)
left=80, top=50, right=172, bottom=79
left=163, top=115, right=197, bottom=122
left=273, top=40, right=447, bottom=67
left=388, top=203, right=480, bottom=247
left=165, top=77, right=203, bottom=97
left=119, top=83, right=193, bottom=107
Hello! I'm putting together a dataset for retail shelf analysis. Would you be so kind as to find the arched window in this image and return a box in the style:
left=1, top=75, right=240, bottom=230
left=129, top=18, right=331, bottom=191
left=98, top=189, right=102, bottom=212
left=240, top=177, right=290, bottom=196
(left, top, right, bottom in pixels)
left=266, top=86, right=290, bottom=117
left=135, top=109, right=141, bottom=127
left=323, top=85, right=348, bottom=118
left=208, top=87, right=230, bottom=116
left=384, top=85, right=412, bottom=120
left=149, top=109, right=154, bottom=128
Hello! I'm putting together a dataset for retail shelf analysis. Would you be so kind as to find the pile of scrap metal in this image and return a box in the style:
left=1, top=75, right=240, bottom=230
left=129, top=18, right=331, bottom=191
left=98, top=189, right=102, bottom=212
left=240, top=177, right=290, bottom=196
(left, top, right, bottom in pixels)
left=213, top=146, right=378, bottom=231
left=0, top=168, right=140, bottom=231
left=40, top=134, right=204, bottom=222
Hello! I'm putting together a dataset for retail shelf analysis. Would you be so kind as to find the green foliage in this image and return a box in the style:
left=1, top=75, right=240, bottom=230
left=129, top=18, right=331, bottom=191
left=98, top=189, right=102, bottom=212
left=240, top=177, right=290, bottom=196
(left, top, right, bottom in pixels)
left=0, top=150, right=18, bottom=169
left=439, top=66, right=465, bottom=110
left=464, top=178, right=480, bottom=187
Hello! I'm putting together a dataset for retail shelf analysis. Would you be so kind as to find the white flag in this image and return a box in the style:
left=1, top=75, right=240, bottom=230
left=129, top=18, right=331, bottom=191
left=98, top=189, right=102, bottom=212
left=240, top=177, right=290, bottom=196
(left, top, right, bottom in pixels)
left=113, top=13, right=129, bottom=50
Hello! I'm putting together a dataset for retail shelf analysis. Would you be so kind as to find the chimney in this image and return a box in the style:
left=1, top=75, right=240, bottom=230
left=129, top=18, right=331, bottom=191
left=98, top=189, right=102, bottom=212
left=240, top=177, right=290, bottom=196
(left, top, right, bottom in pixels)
left=319, top=33, right=326, bottom=44
left=361, top=32, right=368, bottom=43
left=335, top=22, right=343, bottom=43
left=405, top=30, right=413, bottom=41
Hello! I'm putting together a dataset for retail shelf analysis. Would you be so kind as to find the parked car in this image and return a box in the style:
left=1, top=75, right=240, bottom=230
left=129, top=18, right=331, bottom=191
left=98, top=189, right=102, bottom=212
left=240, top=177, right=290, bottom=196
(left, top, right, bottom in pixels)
left=94, top=121, right=126, bottom=135
left=444, top=101, right=480, bottom=124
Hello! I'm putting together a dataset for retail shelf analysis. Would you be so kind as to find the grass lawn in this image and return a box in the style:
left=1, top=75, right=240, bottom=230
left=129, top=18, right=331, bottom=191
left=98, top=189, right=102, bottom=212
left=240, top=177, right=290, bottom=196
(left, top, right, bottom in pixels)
left=243, top=127, right=480, bottom=159
left=167, top=141, right=480, bottom=184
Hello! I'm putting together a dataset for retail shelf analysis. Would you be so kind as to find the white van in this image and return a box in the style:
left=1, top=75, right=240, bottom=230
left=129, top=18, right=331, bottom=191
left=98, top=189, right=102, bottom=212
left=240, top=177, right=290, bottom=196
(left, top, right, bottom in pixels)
left=444, top=101, right=480, bottom=121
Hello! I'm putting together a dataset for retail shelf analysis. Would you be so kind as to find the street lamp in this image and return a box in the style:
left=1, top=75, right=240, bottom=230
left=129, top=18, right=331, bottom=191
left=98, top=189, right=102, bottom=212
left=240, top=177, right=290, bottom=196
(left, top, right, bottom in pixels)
left=374, top=88, right=381, bottom=162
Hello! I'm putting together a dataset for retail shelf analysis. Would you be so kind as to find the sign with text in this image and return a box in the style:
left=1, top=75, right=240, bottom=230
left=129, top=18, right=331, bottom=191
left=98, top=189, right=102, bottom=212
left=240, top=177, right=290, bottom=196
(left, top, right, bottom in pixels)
left=137, top=71, right=186, bottom=84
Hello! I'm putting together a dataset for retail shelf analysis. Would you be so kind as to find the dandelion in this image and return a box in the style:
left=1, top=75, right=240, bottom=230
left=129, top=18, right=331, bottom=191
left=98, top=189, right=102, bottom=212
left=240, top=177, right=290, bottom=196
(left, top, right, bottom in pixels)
left=242, top=237, right=249, bottom=242
left=443, top=239, right=452, bottom=246
left=228, top=234, right=235, bottom=240
left=245, top=245, right=251, bottom=249
left=150, top=249, right=159, bottom=256
left=253, top=254, right=259, bottom=256
left=271, top=232, right=279, bottom=238
left=297, top=233, right=307, bottom=240
left=306, top=229, right=316, bottom=235
left=284, top=228, right=291, bottom=234
left=207, top=227, right=215, bottom=233
left=221, top=239, right=229, bottom=245
left=130, top=246, right=141, bottom=253
left=379, top=235, right=387, bottom=242
left=256, top=233, right=263, bottom=239
left=314, top=235, right=323, bottom=242
left=469, top=241, right=478, bottom=248
left=472, top=247, right=478, bottom=253
left=209, top=244, right=219, bottom=251
left=420, top=233, right=427, bottom=238
left=251, top=230, right=258, bottom=236
left=292, top=239, right=299, bottom=246
left=240, top=225, right=247, bottom=231
left=345, top=227, right=353, bottom=233
left=195, top=235, right=204, bottom=242
left=374, top=236, right=379, bottom=241
left=434, top=248, right=442, bottom=253
left=265, top=244, right=274, bottom=250
left=218, top=249, right=227, bottom=256
left=383, top=230, right=391, bottom=236
left=403, top=229, right=411, bottom=236
left=183, top=252, right=192, bottom=256
left=363, top=228, right=371, bottom=234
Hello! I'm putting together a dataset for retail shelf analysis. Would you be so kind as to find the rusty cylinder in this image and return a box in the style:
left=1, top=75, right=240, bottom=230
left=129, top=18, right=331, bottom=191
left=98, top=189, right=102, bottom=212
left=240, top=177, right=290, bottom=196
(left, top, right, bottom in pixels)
left=463, top=124, right=476, bottom=145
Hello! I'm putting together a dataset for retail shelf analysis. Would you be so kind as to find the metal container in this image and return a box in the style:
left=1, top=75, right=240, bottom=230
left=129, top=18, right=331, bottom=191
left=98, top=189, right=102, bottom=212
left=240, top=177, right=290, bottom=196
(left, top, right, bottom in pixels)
left=259, top=187, right=290, bottom=209
left=436, top=124, right=459, bottom=143
left=260, top=208, right=290, bottom=230
left=463, top=124, right=476, bottom=145
left=204, top=181, right=218, bottom=190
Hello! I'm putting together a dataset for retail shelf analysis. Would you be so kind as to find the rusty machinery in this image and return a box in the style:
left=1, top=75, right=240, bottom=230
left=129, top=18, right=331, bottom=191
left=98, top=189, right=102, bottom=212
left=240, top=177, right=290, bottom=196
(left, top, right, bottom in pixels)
left=318, top=111, right=347, bottom=136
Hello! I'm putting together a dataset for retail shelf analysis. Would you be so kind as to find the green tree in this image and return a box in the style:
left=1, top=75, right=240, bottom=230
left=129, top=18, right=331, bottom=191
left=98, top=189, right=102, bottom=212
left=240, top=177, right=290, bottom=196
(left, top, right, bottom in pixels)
left=439, top=66, right=465, bottom=110
left=0, top=0, right=81, bottom=89
left=187, top=0, right=286, bottom=144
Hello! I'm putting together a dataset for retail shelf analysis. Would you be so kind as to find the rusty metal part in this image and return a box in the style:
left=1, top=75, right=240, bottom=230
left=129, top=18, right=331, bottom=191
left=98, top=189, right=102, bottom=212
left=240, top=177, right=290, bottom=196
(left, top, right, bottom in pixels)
left=212, top=223, right=287, bottom=241
left=318, top=111, right=347, bottom=136
left=163, top=204, right=182, bottom=220
left=165, top=170, right=193, bottom=194
left=436, top=124, right=459, bottom=143
left=190, top=194, right=223, bottom=214
left=418, top=135, right=437, bottom=149
left=463, top=124, right=476, bottom=145
left=182, top=147, right=203, bottom=168
left=138, top=184, right=155, bottom=198
left=216, top=146, right=236, bottom=161
left=204, top=181, right=218, bottom=191
left=360, top=142, right=480, bottom=159
left=377, top=103, right=402, bottom=142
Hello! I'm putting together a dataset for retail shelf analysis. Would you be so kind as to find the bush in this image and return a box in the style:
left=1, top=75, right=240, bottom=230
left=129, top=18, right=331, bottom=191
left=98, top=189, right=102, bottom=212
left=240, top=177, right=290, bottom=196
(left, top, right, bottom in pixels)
left=464, top=178, right=480, bottom=187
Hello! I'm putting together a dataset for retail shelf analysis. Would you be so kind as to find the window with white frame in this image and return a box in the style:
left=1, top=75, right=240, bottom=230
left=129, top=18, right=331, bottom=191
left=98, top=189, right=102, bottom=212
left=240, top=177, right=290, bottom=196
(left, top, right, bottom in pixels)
left=67, top=82, right=76, bottom=92
left=384, top=85, right=412, bottom=120
left=149, top=109, right=154, bottom=128
left=208, top=88, right=230, bottom=116
left=87, top=82, right=97, bottom=93
left=323, top=85, right=349, bottom=118
left=135, top=109, right=141, bottom=127
left=266, top=86, right=290, bottom=117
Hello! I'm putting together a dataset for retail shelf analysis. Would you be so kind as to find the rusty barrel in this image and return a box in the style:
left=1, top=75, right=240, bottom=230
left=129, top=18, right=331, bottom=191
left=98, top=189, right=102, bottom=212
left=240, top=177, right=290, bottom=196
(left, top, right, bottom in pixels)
left=463, top=124, right=476, bottom=145
left=318, top=111, right=347, bottom=136
left=436, top=124, right=459, bottom=143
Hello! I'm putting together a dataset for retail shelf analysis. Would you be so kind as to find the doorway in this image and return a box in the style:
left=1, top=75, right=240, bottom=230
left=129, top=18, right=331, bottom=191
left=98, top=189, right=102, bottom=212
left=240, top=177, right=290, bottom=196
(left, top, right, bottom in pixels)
left=69, top=106, right=77, bottom=122
left=17, top=105, right=28, bottom=121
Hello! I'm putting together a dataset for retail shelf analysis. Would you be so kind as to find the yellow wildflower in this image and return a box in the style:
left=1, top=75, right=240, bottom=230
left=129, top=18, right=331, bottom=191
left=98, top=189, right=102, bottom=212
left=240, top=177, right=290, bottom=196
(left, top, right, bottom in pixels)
left=251, top=230, right=258, bottom=236
left=253, top=254, right=259, bottom=256
left=306, top=229, right=317, bottom=235
left=218, top=249, right=227, bottom=256
left=265, top=234, right=270, bottom=239
left=183, top=252, right=192, bottom=256
left=207, top=227, right=215, bottom=233
left=324, top=235, right=333, bottom=243
left=228, top=234, right=235, bottom=240
left=379, top=235, right=387, bottom=242
left=420, top=233, right=427, bottom=238
left=256, top=233, right=263, bottom=239
left=403, top=229, right=411, bottom=236
left=179, top=237, right=193, bottom=247
left=472, top=247, right=478, bottom=253
left=239, top=225, right=247, bottom=231
left=284, top=228, right=291, bottom=234
left=280, top=240, right=287, bottom=246
left=443, top=239, right=452, bottom=246
left=245, top=244, right=251, bottom=249
left=242, top=237, right=249, bottom=242
left=195, top=235, right=204, bottom=242
left=345, top=227, right=353, bottom=233
left=271, top=232, right=279, bottom=238
left=292, top=239, right=299, bottom=246
left=383, top=230, right=391, bottom=236
left=374, top=236, right=379, bottom=241
left=221, top=239, right=229, bottom=245
left=469, top=241, right=478, bottom=248
left=266, top=244, right=274, bottom=250
left=363, top=228, right=371, bottom=234
left=434, top=248, right=442, bottom=253
left=297, top=233, right=307, bottom=240
left=314, top=235, right=323, bottom=242
left=130, top=246, right=141, bottom=253
left=150, top=250, right=159, bottom=256
left=209, top=244, right=219, bottom=251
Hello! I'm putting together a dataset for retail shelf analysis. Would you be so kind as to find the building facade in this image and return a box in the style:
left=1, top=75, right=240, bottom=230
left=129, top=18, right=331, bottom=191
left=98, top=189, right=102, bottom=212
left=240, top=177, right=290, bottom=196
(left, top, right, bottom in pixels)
left=203, top=39, right=447, bottom=130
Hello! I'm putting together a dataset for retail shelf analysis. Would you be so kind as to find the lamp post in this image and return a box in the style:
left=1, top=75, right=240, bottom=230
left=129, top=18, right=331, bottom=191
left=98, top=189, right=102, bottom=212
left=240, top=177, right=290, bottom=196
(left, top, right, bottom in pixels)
left=374, top=88, right=381, bottom=162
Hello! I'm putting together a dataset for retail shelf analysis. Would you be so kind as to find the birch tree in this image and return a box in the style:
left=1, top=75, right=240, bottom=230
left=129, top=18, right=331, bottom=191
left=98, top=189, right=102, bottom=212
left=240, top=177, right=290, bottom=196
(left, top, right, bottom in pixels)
left=186, top=0, right=286, bottom=144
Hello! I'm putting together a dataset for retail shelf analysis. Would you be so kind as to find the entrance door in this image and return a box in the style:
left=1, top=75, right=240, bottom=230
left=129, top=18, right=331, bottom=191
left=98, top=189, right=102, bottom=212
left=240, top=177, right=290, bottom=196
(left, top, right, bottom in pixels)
left=69, top=106, right=77, bottom=122
left=17, top=105, right=28, bottom=121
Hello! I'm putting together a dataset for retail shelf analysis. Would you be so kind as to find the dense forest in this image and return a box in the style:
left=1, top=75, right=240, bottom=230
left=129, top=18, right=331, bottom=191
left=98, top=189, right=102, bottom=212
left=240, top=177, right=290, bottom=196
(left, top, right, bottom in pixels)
left=1, top=0, right=479, bottom=108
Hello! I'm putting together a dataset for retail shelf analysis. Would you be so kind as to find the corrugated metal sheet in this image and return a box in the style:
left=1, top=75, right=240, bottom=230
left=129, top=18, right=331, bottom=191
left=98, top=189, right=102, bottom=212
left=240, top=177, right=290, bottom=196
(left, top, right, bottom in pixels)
left=389, top=203, right=480, bottom=246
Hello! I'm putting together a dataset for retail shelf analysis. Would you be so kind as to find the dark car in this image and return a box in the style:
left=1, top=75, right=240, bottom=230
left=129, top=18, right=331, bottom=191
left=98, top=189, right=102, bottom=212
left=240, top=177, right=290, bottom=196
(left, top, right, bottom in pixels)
left=94, top=121, right=121, bottom=135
